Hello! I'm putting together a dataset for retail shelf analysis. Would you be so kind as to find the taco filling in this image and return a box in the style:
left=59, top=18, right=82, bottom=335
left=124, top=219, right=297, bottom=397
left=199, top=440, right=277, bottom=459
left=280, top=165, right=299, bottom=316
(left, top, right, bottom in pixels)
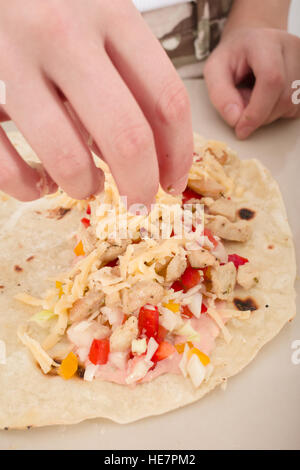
left=15, top=135, right=261, bottom=389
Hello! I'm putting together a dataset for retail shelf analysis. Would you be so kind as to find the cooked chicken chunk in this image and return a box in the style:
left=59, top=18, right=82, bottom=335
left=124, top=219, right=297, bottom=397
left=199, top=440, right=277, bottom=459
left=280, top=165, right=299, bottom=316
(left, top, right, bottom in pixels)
left=211, top=262, right=237, bottom=299
left=110, top=316, right=138, bottom=352
left=188, top=248, right=217, bottom=269
left=188, top=178, right=225, bottom=198
left=69, top=289, right=104, bottom=323
left=237, top=263, right=259, bottom=290
left=101, top=239, right=130, bottom=265
left=205, top=215, right=252, bottom=242
left=165, top=253, right=187, bottom=282
left=205, top=198, right=237, bottom=222
left=122, top=280, right=164, bottom=313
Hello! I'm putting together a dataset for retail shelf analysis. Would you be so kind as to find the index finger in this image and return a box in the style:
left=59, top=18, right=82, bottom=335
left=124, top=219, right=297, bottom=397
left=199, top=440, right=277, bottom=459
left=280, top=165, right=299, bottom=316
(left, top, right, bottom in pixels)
left=105, top=3, right=194, bottom=194
left=235, top=45, right=286, bottom=139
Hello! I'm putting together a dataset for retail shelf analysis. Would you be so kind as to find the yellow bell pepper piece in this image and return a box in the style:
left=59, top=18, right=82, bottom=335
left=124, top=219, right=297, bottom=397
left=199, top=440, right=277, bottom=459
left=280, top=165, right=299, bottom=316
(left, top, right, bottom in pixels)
left=163, top=301, right=180, bottom=313
left=55, top=281, right=64, bottom=298
left=59, top=352, right=78, bottom=380
left=175, top=341, right=194, bottom=354
left=187, top=347, right=210, bottom=366
left=74, top=240, right=85, bottom=257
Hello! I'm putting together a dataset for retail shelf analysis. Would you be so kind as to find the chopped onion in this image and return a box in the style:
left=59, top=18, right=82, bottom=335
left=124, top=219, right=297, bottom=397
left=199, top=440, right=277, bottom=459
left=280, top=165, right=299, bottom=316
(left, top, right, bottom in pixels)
left=145, top=337, right=159, bottom=362
left=212, top=241, right=228, bottom=264
left=109, top=351, right=128, bottom=370
left=187, top=354, right=206, bottom=388
left=185, top=293, right=203, bottom=318
left=125, top=358, right=153, bottom=384
left=84, top=363, right=99, bottom=382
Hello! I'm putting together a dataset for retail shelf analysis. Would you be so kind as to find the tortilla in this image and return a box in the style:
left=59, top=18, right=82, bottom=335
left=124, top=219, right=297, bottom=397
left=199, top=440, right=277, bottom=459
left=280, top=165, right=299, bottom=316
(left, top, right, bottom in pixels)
left=0, top=132, right=296, bottom=429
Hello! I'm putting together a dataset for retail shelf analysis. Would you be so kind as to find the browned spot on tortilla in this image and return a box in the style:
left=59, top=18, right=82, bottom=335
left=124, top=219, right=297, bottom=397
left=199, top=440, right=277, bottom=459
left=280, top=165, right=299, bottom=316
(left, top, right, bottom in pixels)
left=234, top=297, right=258, bottom=311
left=26, top=255, right=35, bottom=262
left=0, top=285, right=4, bottom=289
left=238, top=208, right=255, bottom=220
left=14, top=265, right=23, bottom=273
left=268, top=245, right=274, bottom=250
left=35, top=211, right=42, bottom=215
left=47, top=207, right=71, bottom=220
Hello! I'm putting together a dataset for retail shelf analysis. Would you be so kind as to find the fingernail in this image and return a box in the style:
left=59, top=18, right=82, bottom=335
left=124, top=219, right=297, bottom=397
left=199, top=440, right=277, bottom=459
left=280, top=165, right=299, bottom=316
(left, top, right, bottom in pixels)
left=169, top=175, right=188, bottom=195
left=224, top=104, right=242, bottom=127
left=236, top=126, right=254, bottom=140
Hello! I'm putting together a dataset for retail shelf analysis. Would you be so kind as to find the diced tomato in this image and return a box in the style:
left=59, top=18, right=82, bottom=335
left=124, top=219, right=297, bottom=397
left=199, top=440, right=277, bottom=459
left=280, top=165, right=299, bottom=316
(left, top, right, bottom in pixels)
left=89, top=338, right=110, bottom=365
left=171, top=280, right=183, bottom=292
left=181, top=305, right=193, bottom=318
left=203, top=229, right=218, bottom=248
left=86, top=204, right=91, bottom=215
left=228, top=254, right=249, bottom=269
left=138, top=305, right=159, bottom=339
left=180, top=266, right=201, bottom=291
left=122, top=314, right=130, bottom=325
left=201, top=303, right=207, bottom=314
left=81, top=217, right=90, bottom=229
left=182, top=187, right=202, bottom=204
left=157, top=324, right=168, bottom=344
left=152, top=342, right=176, bottom=362
left=106, top=258, right=119, bottom=268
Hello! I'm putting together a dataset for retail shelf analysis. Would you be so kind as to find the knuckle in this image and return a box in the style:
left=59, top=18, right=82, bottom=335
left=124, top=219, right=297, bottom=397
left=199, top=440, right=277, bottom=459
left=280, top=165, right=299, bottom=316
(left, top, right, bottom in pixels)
left=114, top=124, right=153, bottom=160
left=156, top=80, right=190, bottom=125
left=265, top=70, right=285, bottom=89
left=54, top=153, right=87, bottom=182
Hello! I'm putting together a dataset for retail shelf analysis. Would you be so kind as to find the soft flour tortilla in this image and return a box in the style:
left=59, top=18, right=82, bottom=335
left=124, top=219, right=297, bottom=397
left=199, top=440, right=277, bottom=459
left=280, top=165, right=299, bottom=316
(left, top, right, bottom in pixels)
left=0, top=132, right=296, bottom=429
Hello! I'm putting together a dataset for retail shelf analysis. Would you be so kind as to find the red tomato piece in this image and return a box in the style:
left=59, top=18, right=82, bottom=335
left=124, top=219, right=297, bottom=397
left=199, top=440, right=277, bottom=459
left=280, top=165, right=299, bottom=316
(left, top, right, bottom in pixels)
left=89, top=338, right=110, bottom=365
left=157, top=324, right=168, bottom=344
left=180, top=266, right=201, bottom=291
left=106, top=258, right=119, bottom=268
left=181, top=305, right=193, bottom=318
left=152, top=342, right=176, bottom=362
left=201, top=303, right=207, bottom=314
left=86, top=204, right=91, bottom=215
left=228, top=254, right=249, bottom=269
left=81, top=217, right=90, bottom=229
left=138, top=305, right=159, bottom=339
left=182, top=187, right=202, bottom=204
left=171, top=280, right=183, bottom=292
left=203, top=228, right=218, bottom=248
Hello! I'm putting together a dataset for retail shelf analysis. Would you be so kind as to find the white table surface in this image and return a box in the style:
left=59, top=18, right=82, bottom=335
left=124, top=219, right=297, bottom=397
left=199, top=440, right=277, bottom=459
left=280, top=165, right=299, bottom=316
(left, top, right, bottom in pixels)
left=0, top=79, right=299, bottom=450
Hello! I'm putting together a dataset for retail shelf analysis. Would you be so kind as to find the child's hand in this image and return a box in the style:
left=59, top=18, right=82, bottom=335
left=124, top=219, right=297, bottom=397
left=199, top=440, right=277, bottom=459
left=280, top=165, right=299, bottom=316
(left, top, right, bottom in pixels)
left=0, top=0, right=193, bottom=205
left=204, top=27, right=300, bottom=139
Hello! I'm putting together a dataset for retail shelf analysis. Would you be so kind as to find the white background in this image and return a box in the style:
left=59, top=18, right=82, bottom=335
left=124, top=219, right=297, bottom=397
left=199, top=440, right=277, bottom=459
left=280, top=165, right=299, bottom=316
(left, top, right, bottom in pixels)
left=289, top=0, right=300, bottom=35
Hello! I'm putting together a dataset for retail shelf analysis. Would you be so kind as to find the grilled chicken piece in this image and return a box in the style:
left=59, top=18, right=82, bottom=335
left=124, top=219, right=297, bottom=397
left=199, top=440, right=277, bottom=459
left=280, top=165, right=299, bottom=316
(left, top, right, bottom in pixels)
left=165, top=253, right=187, bottom=282
left=237, top=263, right=259, bottom=290
left=203, top=197, right=237, bottom=222
left=101, top=239, right=130, bottom=265
left=69, top=289, right=104, bottom=323
left=211, top=262, right=237, bottom=300
left=122, top=280, right=164, bottom=313
left=188, top=178, right=225, bottom=198
left=205, top=215, right=252, bottom=242
left=188, top=248, right=217, bottom=269
left=110, top=316, right=138, bottom=352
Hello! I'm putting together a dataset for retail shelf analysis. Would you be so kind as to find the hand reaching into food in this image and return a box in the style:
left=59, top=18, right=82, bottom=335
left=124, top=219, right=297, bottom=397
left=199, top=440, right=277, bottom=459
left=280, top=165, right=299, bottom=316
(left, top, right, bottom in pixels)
left=204, top=0, right=300, bottom=139
left=0, top=0, right=193, bottom=204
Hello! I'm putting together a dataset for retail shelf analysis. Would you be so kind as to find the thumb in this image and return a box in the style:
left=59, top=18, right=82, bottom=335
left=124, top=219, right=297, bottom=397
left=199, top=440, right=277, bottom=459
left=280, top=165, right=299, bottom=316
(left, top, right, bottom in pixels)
left=204, top=54, right=245, bottom=127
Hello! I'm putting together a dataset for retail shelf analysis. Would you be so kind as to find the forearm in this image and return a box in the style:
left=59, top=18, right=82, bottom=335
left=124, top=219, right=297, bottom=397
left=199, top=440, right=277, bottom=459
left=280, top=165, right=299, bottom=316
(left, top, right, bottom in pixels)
left=223, top=0, right=291, bottom=37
